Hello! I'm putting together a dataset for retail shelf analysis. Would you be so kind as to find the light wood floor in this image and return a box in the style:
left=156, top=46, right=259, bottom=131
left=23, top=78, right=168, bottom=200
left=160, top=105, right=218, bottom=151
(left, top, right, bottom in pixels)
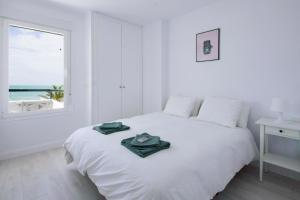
left=0, top=148, right=299, bottom=200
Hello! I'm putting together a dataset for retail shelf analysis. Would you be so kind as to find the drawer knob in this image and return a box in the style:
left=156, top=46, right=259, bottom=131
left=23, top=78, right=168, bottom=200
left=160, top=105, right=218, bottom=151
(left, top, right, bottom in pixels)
left=279, top=130, right=283, bottom=133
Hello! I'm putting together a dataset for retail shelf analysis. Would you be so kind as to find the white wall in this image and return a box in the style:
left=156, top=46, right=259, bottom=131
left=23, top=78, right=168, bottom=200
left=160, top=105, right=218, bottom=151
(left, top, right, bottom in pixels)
left=167, top=0, right=300, bottom=177
left=142, top=20, right=169, bottom=113
left=0, top=0, right=91, bottom=159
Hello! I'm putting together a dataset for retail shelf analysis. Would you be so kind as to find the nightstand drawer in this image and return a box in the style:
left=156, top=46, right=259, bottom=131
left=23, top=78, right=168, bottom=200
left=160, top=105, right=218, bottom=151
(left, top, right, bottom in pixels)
left=265, top=126, right=300, bottom=139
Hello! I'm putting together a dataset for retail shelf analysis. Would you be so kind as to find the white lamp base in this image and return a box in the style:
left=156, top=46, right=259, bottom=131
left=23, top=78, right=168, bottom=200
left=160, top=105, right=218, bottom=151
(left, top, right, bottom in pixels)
left=275, top=112, right=284, bottom=122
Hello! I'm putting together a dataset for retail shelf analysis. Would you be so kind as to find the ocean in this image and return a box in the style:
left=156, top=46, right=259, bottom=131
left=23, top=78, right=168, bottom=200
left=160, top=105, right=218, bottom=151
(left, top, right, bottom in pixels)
left=9, top=85, right=53, bottom=101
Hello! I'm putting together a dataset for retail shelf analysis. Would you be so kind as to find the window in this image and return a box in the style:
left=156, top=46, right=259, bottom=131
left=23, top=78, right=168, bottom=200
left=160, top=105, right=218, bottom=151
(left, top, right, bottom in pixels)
left=1, top=18, right=70, bottom=117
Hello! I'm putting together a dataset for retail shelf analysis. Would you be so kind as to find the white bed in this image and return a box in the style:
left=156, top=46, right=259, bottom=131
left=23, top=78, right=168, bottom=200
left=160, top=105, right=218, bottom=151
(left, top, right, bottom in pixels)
left=64, top=112, right=258, bottom=200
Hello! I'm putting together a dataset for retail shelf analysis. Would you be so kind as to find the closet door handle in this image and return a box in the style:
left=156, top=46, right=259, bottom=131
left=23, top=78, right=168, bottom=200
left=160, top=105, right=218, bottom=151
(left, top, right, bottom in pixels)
left=123, top=86, right=126, bottom=88
left=119, top=86, right=122, bottom=88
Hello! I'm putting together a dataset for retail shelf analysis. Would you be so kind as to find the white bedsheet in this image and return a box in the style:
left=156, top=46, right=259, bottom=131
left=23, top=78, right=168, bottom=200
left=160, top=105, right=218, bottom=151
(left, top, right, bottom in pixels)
left=64, top=113, right=258, bottom=200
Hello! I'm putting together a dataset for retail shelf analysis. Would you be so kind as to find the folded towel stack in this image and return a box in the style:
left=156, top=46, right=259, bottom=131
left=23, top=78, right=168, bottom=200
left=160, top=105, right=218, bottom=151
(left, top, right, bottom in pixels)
left=121, top=133, right=170, bottom=158
left=101, top=122, right=123, bottom=129
left=93, top=122, right=130, bottom=135
left=130, top=133, right=161, bottom=147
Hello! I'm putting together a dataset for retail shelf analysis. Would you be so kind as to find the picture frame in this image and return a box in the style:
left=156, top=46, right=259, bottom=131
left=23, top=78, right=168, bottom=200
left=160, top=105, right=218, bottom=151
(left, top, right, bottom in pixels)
left=196, top=28, right=220, bottom=62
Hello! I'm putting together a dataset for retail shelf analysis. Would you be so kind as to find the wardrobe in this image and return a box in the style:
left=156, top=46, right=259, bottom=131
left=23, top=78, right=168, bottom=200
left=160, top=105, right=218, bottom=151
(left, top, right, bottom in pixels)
left=92, top=13, right=143, bottom=123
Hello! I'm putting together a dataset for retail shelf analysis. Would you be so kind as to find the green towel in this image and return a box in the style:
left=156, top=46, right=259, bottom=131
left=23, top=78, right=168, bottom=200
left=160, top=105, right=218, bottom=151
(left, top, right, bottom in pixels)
left=130, top=133, right=161, bottom=147
left=93, top=124, right=130, bottom=135
left=121, top=136, right=170, bottom=158
left=100, top=122, right=123, bottom=129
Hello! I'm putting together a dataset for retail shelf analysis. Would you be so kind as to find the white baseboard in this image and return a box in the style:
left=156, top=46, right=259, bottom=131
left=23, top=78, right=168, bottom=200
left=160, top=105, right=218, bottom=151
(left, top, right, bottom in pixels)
left=250, top=161, right=300, bottom=181
left=0, top=139, right=65, bottom=161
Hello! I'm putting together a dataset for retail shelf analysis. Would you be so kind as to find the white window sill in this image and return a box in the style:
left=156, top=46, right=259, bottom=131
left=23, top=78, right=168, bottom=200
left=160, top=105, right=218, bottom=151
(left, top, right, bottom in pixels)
left=1, top=106, right=72, bottom=121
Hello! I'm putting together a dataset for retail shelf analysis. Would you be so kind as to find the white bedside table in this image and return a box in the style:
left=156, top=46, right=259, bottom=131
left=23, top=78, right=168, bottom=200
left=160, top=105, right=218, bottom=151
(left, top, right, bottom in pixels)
left=256, top=118, right=300, bottom=181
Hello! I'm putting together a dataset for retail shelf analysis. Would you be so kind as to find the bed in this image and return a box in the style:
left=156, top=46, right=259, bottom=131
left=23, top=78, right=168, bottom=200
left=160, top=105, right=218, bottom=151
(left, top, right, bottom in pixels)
left=64, top=112, right=258, bottom=200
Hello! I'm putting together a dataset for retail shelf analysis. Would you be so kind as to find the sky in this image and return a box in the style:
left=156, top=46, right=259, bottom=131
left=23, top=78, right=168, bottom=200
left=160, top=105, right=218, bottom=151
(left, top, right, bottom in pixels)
left=9, top=26, right=64, bottom=86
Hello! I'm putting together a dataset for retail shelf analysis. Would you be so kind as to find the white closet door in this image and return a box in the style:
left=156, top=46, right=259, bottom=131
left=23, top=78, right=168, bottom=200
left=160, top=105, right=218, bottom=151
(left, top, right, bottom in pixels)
left=93, top=15, right=122, bottom=122
left=121, top=24, right=143, bottom=118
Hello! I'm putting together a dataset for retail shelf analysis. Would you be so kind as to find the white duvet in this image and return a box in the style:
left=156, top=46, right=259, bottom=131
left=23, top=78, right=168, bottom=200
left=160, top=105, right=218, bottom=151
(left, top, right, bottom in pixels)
left=64, top=113, right=258, bottom=200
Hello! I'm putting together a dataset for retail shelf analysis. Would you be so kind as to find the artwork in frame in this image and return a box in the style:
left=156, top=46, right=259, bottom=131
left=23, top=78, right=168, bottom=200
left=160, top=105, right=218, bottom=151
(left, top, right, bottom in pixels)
left=196, top=28, right=220, bottom=62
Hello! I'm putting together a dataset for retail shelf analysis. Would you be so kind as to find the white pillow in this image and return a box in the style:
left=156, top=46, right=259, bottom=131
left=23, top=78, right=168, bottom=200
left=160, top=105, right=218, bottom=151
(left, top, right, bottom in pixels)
left=197, top=97, right=242, bottom=128
left=237, top=103, right=250, bottom=128
left=164, top=96, right=195, bottom=118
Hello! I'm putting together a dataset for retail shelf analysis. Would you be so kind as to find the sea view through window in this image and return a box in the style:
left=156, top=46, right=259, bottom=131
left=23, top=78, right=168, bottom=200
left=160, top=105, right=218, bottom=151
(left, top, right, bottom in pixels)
left=8, top=24, right=65, bottom=113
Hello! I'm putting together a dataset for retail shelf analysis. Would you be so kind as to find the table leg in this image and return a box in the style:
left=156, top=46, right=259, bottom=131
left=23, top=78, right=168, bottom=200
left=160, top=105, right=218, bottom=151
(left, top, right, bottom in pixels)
left=264, top=134, right=269, bottom=172
left=260, top=125, right=264, bottom=181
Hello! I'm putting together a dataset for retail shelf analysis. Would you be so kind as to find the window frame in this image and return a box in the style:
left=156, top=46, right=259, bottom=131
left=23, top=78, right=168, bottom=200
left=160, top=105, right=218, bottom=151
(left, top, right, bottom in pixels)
left=0, top=17, right=71, bottom=120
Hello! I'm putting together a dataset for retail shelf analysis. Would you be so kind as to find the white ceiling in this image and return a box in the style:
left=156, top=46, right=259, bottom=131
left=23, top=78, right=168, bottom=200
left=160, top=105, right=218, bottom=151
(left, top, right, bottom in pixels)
left=47, top=0, right=218, bottom=25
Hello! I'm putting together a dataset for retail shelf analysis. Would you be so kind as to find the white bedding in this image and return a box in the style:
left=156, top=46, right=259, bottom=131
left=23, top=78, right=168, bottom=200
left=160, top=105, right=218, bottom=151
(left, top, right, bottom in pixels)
left=64, top=112, right=258, bottom=200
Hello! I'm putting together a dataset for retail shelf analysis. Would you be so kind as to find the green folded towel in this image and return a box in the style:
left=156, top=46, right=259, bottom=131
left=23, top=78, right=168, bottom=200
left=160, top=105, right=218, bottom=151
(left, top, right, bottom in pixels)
left=121, top=135, right=170, bottom=158
left=93, top=124, right=130, bottom=135
left=100, top=122, right=123, bottom=129
left=130, top=133, right=161, bottom=147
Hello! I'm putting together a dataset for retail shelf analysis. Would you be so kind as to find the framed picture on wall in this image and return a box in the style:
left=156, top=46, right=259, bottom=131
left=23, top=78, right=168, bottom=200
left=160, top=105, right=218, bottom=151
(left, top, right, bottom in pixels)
left=196, top=28, right=220, bottom=62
